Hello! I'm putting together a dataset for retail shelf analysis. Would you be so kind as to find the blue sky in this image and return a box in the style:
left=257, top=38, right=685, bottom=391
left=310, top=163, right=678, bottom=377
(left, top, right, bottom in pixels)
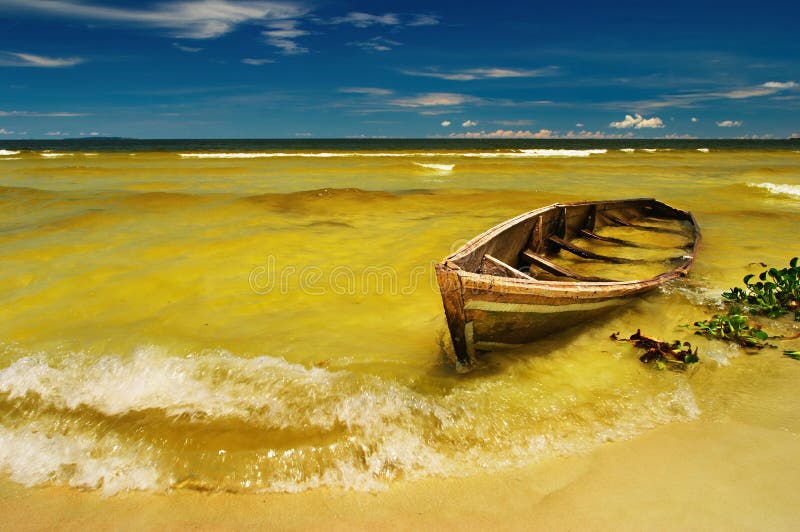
left=0, top=0, right=798, bottom=139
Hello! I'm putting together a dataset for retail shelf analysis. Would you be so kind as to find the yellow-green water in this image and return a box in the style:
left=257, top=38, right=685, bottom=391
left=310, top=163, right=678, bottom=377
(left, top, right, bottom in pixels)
left=0, top=145, right=799, bottom=494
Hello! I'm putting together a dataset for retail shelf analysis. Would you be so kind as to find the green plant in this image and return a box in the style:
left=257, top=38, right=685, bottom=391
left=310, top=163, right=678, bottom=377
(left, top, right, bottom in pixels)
left=692, top=306, right=772, bottom=349
left=722, top=257, right=800, bottom=321
left=784, top=350, right=800, bottom=361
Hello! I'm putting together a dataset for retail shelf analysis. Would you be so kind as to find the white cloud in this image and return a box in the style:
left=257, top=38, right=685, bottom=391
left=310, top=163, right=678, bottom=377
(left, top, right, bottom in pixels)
left=339, top=87, right=393, bottom=96
left=0, top=110, right=83, bottom=117
left=408, top=14, right=439, bottom=26
left=241, top=58, right=275, bottom=65
left=663, top=133, right=698, bottom=139
left=262, top=20, right=309, bottom=54
left=0, top=51, right=83, bottom=67
left=0, top=128, right=14, bottom=135
left=609, top=113, right=664, bottom=129
left=762, top=81, right=798, bottom=90
left=737, top=134, right=773, bottom=139
left=691, top=117, right=698, bottom=123
left=349, top=36, right=401, bottom=52
left=330, top=12, right=400, bottom=27
left=390, top=92, right=475, bottom=108
left=449, top=129, right=554, bottom=139
left=403, top=66, right=557, bottom=81
left=440, top=120, right=451, bottom=127
left=45, top=131, right=70, bottom=136
left=626, top=80, right=800, bottom=111
left=563, top=130, right=632, bottom=139
left=790, top=132, right=800, bottom=139
left=722, top=87, right=776, bottom=99
left=575, top=122, right=584, bottom=127
left=462, top=120, right=477, bottom=127
left=716, top=120, right=743, bottom=127
left=4, top=0, right=306, bottom=39
left=496, top=120, right=533, bottom=127
left=173, top=42, right=203, bottom=53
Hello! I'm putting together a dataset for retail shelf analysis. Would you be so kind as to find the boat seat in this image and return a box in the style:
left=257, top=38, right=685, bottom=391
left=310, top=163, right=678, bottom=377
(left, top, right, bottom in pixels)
left=519, top=249, right=615, bottom=282
left=547, top=236, right=635, bottom=264
left=604, top=214, right=684, bottom=235
left=480, top=254, right=535, bottom=280
left=577, top=228, right=643, bottom=248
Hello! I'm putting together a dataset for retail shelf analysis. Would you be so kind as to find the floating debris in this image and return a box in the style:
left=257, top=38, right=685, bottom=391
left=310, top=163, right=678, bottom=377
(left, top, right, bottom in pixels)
left=611, top=329, right=699, bottom=370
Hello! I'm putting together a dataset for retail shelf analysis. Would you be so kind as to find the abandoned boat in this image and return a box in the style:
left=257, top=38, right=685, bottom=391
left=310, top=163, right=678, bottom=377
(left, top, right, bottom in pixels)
left=435, top=198, right=701, bottom=367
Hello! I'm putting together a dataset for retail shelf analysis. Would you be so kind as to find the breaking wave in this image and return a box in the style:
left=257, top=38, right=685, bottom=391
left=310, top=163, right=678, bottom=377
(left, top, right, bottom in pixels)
left=0, top=150, right=21, bottom=156
left=413, top=163, right=455, bottom=171
left=179, top=149, right=607, bottom=159
left=749, top=182, right=800, bottom=198
left=0, top=346, right=700, bottom=495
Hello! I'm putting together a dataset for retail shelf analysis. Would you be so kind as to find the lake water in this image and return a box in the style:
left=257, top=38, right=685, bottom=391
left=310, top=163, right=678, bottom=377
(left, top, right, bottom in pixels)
left=1, top=139, right=798, bottom=495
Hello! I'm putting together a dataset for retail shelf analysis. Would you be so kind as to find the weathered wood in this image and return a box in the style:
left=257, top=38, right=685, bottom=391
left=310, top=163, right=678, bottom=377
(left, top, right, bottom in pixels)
left=435, top=198, right=701, bottom=366
left=604, top=213, right=684, bottom=235
left=577, top=228, right=643, bottom=247
left=434, top=262, right=470, bottom=366
left=529, top=215, right=544, bottom=253
left=547, top=236, right=635, bottom=264
left=480, top=254, right=535, bottom=280
left=520, top=249, right=615, bottom=281
left=584, top=204, right=597, bottom=232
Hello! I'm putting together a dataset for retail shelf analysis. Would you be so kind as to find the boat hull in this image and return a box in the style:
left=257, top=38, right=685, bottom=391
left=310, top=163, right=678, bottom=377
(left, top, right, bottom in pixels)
left=435, top=199, right=700, bottom=367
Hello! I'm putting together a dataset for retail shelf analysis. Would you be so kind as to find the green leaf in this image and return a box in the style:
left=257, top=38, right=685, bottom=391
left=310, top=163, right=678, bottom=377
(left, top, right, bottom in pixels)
left=784, top=350, right=800, bottom=360
left=790, top=257, right=798, bottom=268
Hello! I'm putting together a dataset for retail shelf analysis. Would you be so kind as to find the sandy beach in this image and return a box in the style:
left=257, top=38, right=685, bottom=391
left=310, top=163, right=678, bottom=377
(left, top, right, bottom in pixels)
left=3, top=418, right=799, bottom=531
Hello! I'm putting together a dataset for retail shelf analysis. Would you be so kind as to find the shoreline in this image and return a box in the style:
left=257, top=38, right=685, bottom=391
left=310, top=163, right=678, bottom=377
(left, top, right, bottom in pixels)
left=3, top=419, right=798, bottom=530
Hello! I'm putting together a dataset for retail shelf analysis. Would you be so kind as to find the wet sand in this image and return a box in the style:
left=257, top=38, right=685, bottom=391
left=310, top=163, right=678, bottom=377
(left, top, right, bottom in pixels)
left=3, top=418, right=798, bottom=531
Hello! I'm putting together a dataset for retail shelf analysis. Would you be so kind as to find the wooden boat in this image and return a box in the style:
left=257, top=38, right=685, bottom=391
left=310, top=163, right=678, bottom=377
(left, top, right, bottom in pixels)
left=435, top=198, right=701, bottom=367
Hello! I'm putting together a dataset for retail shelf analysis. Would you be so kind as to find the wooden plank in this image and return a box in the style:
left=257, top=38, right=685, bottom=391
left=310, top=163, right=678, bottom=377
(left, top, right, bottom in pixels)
left=604, top=213, right=684, bottom=235
left=529, top=215, right=544, bottom=253
left=585, top=204, right=597, bottom=232
left=578, top=228, right=643, bottom=247
left=435, top=263, right=471, bottom=366
left=481, top=254, right=535, bottom=280
left=519, top=249, right=615, bottom=282
left=547, top=236, right=635, bottom=264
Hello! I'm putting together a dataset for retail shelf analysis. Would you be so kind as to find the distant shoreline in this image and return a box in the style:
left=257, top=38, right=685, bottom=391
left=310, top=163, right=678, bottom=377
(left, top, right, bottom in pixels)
left=1, top=137, right=798, bottom=153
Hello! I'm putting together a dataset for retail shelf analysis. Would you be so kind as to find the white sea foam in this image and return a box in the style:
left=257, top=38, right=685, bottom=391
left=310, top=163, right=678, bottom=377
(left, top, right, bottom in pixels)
left=179, top=152, right=439, bottom=159
left=463, top=148, right=607, bottom=158
left=0, top=149, right=20, bottom=156
left=620, top=148, right=636, bottom=153
left=749, top=182, right=800, bottom=198
left=179, top=149, right=608, bottom=159
left=0, top=423, right=160, bottom=496
left=0, top=346, right=700, bottom=494
left=40, top=152, right=73, bottom=158
left=413, top=162, right=454, bottom=171
left=0, top=157, right=21, bottom=161
left=696, top=148, right=710, bottom=153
